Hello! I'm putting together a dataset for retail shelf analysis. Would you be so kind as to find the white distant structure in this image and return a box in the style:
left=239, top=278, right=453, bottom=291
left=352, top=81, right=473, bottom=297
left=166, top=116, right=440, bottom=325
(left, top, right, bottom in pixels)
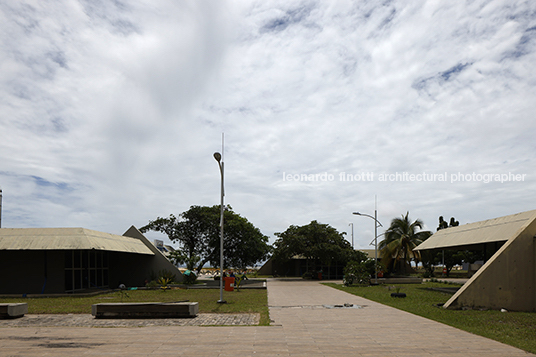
left=153, top=239, right=176, bottom=257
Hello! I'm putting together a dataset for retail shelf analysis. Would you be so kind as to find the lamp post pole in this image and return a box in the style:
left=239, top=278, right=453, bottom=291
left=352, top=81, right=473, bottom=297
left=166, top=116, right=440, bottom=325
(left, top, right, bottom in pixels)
left=214, top=152, right=225, bottom=303
left=353, top=211, right=383, bottom=284
left=348, top=223, right=354, bottom=249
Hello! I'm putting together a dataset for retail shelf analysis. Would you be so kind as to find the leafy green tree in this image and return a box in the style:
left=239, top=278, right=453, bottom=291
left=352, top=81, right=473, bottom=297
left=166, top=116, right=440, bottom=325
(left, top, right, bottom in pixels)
left=273, top=220, right=355, bottom=271
left=420, top=215, right=465, bottom=277
left=422, top=249, right=471, bottom=278
left=437, top=216, right=462, bottom=276
left=379, top=212, right=432, bottom=274
left=140, top=205, right=271, bottom=275
left=442, top=250, right=465, bottom=277
left=420, top=249, right=437, bottom=277
left=343, top=258, right=377, bottom=286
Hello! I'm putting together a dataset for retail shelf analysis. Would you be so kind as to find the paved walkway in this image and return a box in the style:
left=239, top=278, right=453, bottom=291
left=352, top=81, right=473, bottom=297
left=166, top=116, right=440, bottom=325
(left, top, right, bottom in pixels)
left=0, top=279, right=533, bottom=356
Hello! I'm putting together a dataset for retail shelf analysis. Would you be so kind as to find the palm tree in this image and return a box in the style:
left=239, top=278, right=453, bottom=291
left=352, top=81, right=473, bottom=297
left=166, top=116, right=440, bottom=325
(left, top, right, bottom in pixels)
left=379, top=212, right=431, bottom=274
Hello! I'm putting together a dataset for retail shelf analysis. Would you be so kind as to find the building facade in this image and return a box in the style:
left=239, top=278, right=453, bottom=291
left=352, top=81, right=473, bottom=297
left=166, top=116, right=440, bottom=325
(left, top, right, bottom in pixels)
left=0, top=226, right=182, bottom=295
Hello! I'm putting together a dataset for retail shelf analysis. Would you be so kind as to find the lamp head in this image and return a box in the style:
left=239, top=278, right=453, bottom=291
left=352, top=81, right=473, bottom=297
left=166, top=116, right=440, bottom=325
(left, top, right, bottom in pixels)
left=353, top=212, right=361, bottom=216
left=213, top=152, right=222, bottom=162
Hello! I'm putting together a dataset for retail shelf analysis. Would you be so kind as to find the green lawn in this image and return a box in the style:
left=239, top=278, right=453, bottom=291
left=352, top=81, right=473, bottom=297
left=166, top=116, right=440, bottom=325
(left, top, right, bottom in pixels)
left=1, top=288, right=270, bottom=326
left=325, top=282, right=536, bottom=354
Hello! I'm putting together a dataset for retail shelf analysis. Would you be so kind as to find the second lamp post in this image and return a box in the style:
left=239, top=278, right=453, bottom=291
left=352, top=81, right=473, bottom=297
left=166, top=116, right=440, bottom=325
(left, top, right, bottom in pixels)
left=353, top=210, right=383, bottom=284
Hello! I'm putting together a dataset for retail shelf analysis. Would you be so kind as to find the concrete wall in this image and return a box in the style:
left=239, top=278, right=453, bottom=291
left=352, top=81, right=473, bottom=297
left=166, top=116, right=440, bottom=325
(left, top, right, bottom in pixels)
left=257, top=258, right=272, bottom=275
left=256, top=257, right=302, bottom=277
left=122, top=226, right=183, bottom=283
left=0, top=250, right=64, bottom=295
left=445, top=217, right=536, bottom=312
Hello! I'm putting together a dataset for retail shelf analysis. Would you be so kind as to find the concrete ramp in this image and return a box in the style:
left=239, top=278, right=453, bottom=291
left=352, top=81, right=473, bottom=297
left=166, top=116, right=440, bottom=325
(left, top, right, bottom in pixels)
left=444, top=213, right=536, bottom=311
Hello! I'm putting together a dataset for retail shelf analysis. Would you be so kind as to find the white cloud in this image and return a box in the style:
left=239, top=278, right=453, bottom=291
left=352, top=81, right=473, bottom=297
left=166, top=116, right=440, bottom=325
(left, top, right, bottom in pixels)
left=1, top=0, right=535, bottom=251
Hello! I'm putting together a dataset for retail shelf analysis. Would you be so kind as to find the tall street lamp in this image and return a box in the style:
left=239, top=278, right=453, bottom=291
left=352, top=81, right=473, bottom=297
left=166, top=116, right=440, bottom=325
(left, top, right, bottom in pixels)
left=213, top=152, right=225, bottom=303
left=353, top=210, right=383, bottom=284
left=348, top=223, right=354, bottom=249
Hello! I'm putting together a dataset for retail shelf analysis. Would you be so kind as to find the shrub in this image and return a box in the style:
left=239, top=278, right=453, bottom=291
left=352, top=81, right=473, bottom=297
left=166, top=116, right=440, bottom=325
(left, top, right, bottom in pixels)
left=343, top=260, right=375, bottom=286
left=146, top=280, right=159, bottom=288
left=150, top=269, right=177, bottom=283
left=182, top=270, right=197, bottom=285
left=302, top=271, right=313, bottom=279
left=157, top=276, right=172, bottom=291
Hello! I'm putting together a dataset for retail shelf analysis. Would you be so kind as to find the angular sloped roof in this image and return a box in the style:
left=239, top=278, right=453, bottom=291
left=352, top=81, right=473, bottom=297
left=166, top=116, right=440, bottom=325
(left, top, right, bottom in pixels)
left=414, top=209, right=536, bottom=251
left=0, top=227, right=154, bottom=255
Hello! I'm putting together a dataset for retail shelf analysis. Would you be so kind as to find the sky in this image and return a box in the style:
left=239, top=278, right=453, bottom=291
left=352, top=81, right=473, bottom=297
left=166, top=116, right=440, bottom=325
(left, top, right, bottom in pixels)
left=1, top=0, right=535, bottom=253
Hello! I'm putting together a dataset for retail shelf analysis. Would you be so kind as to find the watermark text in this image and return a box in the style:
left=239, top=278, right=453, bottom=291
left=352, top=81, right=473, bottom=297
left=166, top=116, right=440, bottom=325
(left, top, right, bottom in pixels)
left=281, top=171, right=527, bottom=184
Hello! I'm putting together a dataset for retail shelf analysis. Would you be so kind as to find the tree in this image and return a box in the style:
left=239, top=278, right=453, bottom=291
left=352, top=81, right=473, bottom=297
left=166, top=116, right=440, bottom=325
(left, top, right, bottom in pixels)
left=343, top=252, right=377, bottom=286
left=420, top=249, right=437, bottom=278
left=140, top=205, right=271, bottom=275
left=272, top=220, right=356, bottom=271
left=379, top=212, right=432, bottom=274
left=422, top=215, right=465, bottom=277
left=343, top=260, right=376, bottom=286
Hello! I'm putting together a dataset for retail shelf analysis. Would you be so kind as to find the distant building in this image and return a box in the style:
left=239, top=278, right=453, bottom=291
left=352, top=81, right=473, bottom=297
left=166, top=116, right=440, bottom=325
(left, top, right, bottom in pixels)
left=359, top=249, right=383, bottom=261
left=153, top=239, right=176, bottom=257
left=257, top=255, right=346, bottom=279
left=257, top=249, right=380, bottom=279
left=0, top=226, right=183, bottom=295
left=415, top=209, right=536, bottom=312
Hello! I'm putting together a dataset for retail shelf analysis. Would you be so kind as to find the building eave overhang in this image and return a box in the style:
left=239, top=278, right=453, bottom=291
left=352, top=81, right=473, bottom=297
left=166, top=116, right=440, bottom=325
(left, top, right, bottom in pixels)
left=0, top=227, right=155, bottom=255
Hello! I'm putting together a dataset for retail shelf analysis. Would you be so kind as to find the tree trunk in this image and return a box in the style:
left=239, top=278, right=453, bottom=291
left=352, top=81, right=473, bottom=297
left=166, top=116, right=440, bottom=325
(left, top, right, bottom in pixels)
left=195, top=258, right=210, bottom=276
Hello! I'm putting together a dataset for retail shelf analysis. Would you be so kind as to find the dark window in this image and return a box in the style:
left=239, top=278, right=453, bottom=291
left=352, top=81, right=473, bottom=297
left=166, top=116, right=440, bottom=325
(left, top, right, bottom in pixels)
left=89, top=251, right=96, bottom=268
left=74, top=270, right=82, bottom=290
left=65, top=270, right=73, bottom=291
left=97, top=270, right=103, bottom=286
left=82, top=251, right=88, bottom=268
left=64, top=250, right=109, bottom=292
left=74, top=251, right=81, bottom=268
left=64, top=251, right=72, bottom=268
left=102, top=251, right=108, bottom=268
left=90, top=270, right=96, bottom=287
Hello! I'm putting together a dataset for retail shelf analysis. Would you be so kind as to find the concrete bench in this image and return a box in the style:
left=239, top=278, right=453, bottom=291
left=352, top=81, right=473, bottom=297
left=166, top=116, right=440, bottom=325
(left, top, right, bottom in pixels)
left=91, top=302, right=198, bottom=318
left=0, top=303, right=28, bottom=318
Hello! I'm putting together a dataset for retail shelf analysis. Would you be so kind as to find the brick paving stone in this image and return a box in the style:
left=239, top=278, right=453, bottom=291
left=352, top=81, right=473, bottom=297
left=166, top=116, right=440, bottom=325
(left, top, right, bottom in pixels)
left=0, top=279, right=534, bottom=356
left=0, top=312, right=259, bottom=327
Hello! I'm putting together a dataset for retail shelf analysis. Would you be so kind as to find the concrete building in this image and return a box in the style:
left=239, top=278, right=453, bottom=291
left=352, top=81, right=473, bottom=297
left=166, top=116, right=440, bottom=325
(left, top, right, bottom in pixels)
left=0, top=226, right=182, bottom=295
left=360, top=249, right=383, bottom=261
left=414, top=209, right=536, bottom=312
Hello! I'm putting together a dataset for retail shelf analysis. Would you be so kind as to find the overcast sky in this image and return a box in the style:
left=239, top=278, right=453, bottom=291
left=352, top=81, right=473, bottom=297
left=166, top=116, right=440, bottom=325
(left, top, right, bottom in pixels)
left=1, top=1, right=535, bottom=252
